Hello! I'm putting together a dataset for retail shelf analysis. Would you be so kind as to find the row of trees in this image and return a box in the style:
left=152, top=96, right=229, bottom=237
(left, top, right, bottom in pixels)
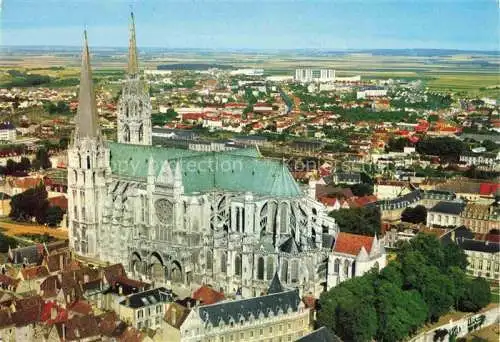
left=9, top=184, right=64, bottom=227
left=318, top=234, right=491, bottom=342
left=0, top=147, right=52, bottom=176
left=416, top=137, right=466, bottom=162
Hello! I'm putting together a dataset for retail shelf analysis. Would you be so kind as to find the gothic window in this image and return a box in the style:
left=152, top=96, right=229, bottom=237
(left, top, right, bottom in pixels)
left=257, top=257, right=265, bottom=280
left=343, top=260, right=350, bottom=277
left=266, top=257, right=274, bottom=280
left=124, top=125, right=131, bottom=142
left=87, top=156, right=91, bottom=169
left=155, top=199, right=173, bottom=224
left=210, top=195, right=229, bottom=231
left=125, top=105, right=129, bottom=118
left=138, top=124, right=144, bottom=142
left=334, top=258, right=340, bottom=274
left=236, top=207, right=240, bottom=232
left=220, top=252, right=227, bottom=273
left=73, top=170, right=78, bottom=184
left=82, top=206, right=86, bottom=221
left=77, top=153, right=81, bottom=168
left=281, top=259, right=288, bottom=283
left=291, top=260, right=299, bottom=283
left=268, top=201, right=278, bottom=234
left=235, top=255, right=242, bottom=276
left=206, top=251, right=213, bottom=270
left=92, top=172, right=96, bottom=185
left=279, top=203, right=288, bottom=234
left=260, top=203, right=268, bottom=231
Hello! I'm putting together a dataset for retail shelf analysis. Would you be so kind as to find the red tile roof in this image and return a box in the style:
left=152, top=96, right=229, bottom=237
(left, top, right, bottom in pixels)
left=68, top=300, right=93, bottom=316
left=192, top=285, right=225, bottom=305
left=21, top=265, right=49, bottom=280
left=41, top=301, right=68, bottom=325
left=479, top=183, right=499, bottom=196
left=333, top=232, right=374, bottom=256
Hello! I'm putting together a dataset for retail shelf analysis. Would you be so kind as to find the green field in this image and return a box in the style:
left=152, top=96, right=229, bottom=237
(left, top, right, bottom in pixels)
left=1, top=52, right=498, bottom=97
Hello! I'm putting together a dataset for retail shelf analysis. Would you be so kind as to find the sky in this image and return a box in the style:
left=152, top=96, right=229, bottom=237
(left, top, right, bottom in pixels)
left=1, top=0, right=499, bottom=50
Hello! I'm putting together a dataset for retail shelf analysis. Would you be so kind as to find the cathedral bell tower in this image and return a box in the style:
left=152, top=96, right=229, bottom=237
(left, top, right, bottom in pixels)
left=117, top=12, right=152, bottom=145
left=67, top=31, right=111, bottom=258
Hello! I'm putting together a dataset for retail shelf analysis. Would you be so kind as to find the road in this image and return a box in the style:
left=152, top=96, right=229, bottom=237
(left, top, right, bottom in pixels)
left=0, top=220, right=68, bottom=240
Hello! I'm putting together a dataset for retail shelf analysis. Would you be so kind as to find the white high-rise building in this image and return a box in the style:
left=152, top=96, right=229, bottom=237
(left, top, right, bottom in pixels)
left=295, top=68, right=335, bottom=83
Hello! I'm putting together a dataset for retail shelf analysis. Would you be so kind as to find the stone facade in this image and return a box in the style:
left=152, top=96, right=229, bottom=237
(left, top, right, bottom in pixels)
left=67, top=20, right=339, bottom=298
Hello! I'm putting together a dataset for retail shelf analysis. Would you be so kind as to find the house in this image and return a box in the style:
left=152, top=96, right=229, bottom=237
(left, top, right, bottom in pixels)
left=16, top=265, right=50, bottom=293
left=178, top=274, right=311, bottom=342
left=441, top=227, right=500, bottom=281
left=327, top=233, right=386, bottom=289
left=118, top=287, right=172, bottom=331
left=0, top=122, right=16, bottom=142
left=8, top=244, right=45, bottom=266
left=427, top=201, right=466, bottom=228
left=191, top=285, right=225, bottom=305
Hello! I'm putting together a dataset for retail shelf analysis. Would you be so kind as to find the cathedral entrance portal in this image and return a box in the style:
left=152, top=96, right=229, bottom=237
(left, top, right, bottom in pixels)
left=150, top=252, right=165, bottom=283
left=171, top=260, right=182, bottom=283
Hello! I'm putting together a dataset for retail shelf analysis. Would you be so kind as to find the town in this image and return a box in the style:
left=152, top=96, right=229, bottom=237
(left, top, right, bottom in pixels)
left=0, top=5, right=499, bottom=342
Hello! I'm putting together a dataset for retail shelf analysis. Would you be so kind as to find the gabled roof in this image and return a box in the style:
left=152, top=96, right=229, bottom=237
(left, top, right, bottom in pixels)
left=333, top=232, right=375, bottom=256
left=198, top=289, right=301, bottom=328
left=108, top=142, right=302, bottom=197
left=20, top=265, right=49, bottom=280
left=192, top=285, right=225, bottom=305
left=279, top=236, right=302, bottom=254
left=164, top=302, right=190, bottom=329
left=297, top=326, right=343, bottom=342
left=267, top=273, right=284, bottom=294
left=9, top=244, right=44, bottom=265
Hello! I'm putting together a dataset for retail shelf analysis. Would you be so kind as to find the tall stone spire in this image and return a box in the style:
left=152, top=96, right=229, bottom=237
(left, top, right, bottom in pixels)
left=128, top=12, right=139, bottom=75
left=76, top=30, right=100, bottom=139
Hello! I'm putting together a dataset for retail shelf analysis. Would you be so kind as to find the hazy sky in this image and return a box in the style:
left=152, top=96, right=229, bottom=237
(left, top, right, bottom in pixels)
left=1, top=0, right=498, bottom=50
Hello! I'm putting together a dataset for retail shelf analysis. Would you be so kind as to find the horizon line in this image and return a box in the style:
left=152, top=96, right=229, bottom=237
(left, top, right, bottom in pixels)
left=1, top=45, right=499, bottom=54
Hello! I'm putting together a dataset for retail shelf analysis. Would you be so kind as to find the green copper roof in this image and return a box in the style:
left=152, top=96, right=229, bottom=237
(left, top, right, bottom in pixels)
left=108, top=142, right=302, bottom=197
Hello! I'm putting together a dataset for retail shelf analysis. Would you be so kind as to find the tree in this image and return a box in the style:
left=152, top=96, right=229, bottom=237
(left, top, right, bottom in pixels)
left=33, top=147, right=52, bottom=170
left=59, top=137, right=70, bottom=149
left=481, top=139, right=498, bottom=152
left=9, top=184, right=49, bottom=223
left=45, top=206, right=64, bottom=227
left=19, top=157, right=31, bottom=171
left=401, top=205, right=427, bottom=224
left=458, top=277, right=491, bottom=312
left=329, top=206, right=381, bottom=236
left=351, top=183, right=374, bottom=197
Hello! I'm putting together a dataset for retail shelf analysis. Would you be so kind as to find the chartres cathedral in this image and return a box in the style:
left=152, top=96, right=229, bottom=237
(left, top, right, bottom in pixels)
left=68, top=14, right=346, bottom=297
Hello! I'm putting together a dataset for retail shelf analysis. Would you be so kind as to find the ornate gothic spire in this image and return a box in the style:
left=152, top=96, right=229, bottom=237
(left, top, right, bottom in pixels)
left=128, top=12, right=139, bottom=75
left=76, top=30, right=100, bottom=139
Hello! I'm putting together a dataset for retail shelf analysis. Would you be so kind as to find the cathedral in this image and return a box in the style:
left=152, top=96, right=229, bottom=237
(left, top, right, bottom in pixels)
left=67, top=14, right=341, bottom=298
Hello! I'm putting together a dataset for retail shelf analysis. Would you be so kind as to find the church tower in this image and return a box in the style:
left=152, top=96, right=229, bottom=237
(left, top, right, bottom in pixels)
left=117, top=12, right=152, bottom=145
left=67, top=31, right=111, bottom=258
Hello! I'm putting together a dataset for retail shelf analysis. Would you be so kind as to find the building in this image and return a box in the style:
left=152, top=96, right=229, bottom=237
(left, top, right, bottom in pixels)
left=178, top=274, right=311, bottom=342
left=295, top=68, right=335, bottom=83
left=427, top=201, right=466, bottom=227
left=0, top=122, right=16, bottom=142
left=118, top=287, right=172, bottom=330
left=461, top=202, right=500, bottom=234
left=327, top=232, right=386, bottom=288
left=441, top=227, right=500, bottom=281
left=67, top=15, right=339, bottom=299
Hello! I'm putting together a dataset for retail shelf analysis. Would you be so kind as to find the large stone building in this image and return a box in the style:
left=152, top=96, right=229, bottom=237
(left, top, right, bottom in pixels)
left=67, top=14, right=339, bottom=298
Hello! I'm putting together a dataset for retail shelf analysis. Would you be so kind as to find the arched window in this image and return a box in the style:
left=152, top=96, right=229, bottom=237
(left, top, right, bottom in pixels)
left=206, top=251, right=213, bottom=270
left=279, top=203, right=288, bottom=234
left=77, top=153, right=82, bottom=168
left=291, top=260, right=299, bottom=283
left=124, top=125, right=130, bottom=142
left=334, top=258, right=340, bottom=274
left=138, top=124, right=144, bottom=142
left=281, top=259, right=288, bottom=283
left=373, top=261, right=380, bottom=271
left=220, top=252, right=227, bottom=273
left=73, top=170, right=78, bottom=184
left=92, top=172, right=96, bottom=185
left=268, top=201, right=278, bottom=234
left=343, top=260, right=350, bottom=277
left=257, top=257, right=265, bottom=280
left=87, top=156, right=91, bottom=169
left=266, top=257, right=274, bottom=280
left=235, top=255, right=242, bottom=276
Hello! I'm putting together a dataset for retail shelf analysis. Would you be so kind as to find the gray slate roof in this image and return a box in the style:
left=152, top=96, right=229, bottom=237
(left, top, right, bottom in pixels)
left=120, top=287, right=171, bottom=308
left=429, top=201, right=466, bottom=215
left=297, top=327, right=343, bottom=342
left=198, top=289, right=301, bottom=328
left=458, top=239, right=500, bottom=254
